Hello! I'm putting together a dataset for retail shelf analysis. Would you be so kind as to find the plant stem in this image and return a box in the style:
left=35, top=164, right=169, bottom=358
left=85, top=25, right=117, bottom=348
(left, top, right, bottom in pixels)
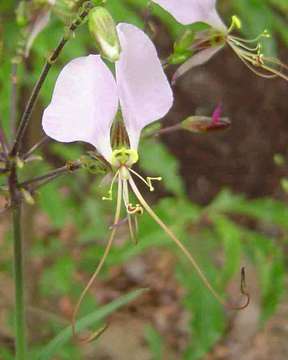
left=10, top=2, right=93, bottom=157
left=19, top=161, right=81, bottom=190
left=154, top=124, right=181, bottom=136
left=12, top=204, right=27, bottom=360
left=9, top=164, right=27, bottom=360
left=22, top=136, right=49, bottom=160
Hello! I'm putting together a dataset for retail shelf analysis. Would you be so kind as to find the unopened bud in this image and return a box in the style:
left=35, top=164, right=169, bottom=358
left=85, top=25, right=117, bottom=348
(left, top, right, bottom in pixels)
left=21, top=188, right=35, bottom=205
left=181, top=116, right=231, bottom=133
left=174, top=30, right=195, bottom=53
left=274, top=154, right=285, bottom=167
left=88, top=7, right=121, bottom=62
left=168, top=51, right=192, bottom=65
left=281, top=178, right=288, bottom=194
left=16, top=1, right=29, bottom=27
left=16, top=157, right=24, bottom=169
left=80, top=155, right=108, bottom=175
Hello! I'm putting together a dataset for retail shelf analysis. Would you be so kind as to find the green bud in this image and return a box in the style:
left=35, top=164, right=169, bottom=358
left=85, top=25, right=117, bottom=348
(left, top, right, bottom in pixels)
left=273, top=153, right=285, bottom=167
left=21, top=188, right=35, bottom=205
left=281, top=178, right=288, bottom=194
left=181, top=116, right=231, bottom=133
left=88, top=7, right=121, bottom=62
left=174, top=30, right=195, bottom=53
left=16, top=1, right=29, bottom=27
left=168, top=50, right=192, bottom=65
left=16, top=156, right=24, bottom=169
left=80, top=155, right=109, bottom=175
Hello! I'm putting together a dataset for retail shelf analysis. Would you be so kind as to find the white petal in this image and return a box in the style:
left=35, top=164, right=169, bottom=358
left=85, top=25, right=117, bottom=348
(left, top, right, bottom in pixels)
left=42, top=55, right=118, bottom=161
left=116, top=23, right=173, bottom=150
left=152, top=0, right=227, bottom=30
left=172, top=45, right=223, bottom=83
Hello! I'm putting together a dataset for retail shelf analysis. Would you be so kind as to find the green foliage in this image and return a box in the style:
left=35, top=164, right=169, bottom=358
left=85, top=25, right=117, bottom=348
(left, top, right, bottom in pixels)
left=38, top=289, right=147, bottom=360
left=0, top=1, right=288, bottom=359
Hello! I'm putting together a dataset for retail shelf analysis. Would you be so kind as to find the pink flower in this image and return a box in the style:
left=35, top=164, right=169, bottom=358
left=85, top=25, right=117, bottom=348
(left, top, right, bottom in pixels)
left=152, top=0, right=226, bottom=30
left=42, top=23, right=173, bottom=162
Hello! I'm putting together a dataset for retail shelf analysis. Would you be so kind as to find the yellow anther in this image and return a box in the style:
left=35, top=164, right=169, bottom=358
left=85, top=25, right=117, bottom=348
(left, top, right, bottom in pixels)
left=102, top=191, right=112, bottom=201
left=228, top=15, right=242, bottom=33
left=146, top=177, right=162, bottom=192
left=127, top=203, right=144, bottom=215
left=263, top=29, right=271, bottom=38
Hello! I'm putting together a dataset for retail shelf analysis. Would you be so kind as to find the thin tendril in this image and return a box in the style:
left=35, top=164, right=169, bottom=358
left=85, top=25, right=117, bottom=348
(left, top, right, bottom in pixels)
left=72, top=176, right=122, bottom=343
left=129, top=176, right=249, bottom=310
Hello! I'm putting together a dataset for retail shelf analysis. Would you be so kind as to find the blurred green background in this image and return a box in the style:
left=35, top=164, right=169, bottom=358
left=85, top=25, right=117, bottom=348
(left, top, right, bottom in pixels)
left=0, top=0, right=288, bottom=359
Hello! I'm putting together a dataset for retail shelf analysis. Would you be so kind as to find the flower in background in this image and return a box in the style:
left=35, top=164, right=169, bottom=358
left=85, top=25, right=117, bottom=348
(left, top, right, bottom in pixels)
left=152, top=0, right=226, bottom=30
left=15, top=0, right=56, bottom=58
left=152, top=0, right=288, bottom=83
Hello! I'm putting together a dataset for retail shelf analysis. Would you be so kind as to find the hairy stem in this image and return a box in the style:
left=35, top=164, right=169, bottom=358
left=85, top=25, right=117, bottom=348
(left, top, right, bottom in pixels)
left=10, top=2, right=93, bottom=157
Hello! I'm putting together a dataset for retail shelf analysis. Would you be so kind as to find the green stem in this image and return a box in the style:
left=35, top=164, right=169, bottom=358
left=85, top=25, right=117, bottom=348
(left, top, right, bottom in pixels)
left=12, top=203, right=27, bottom=360
left=9, top=161, right=27, bottom=359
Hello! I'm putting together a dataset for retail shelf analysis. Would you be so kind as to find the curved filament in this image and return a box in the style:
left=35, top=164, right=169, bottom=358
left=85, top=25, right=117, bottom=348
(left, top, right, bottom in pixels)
left=129, top=176, right=249, bottom=310
left=227, top=42, right=278, bottom=79
left=123, top=179, right=139, bottom=244
left=72, top=176, right=122, bottom=343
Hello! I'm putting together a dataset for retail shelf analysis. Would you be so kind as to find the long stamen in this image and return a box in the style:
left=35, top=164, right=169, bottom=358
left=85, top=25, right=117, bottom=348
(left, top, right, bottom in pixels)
left=102, top=170, right=120, bottom=201
left=129, top=168, right=162, bottom=192
left=227, top=32, right=288, bottom=81
left=229, top=37, right=261, bottom=52
left=129, top=176, right=249, bottom=310
left=123, top=179, right=138, bottom=244
left=227, top=42, right=278, bottom=79
left=72, top=176, right=122, bottom=343
left=229, top=29, right=270, bottom=44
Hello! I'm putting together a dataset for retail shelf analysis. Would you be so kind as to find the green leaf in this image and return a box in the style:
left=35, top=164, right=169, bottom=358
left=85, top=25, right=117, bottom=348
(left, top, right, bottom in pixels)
left=213, top=215, right=242, bottom=286
left=145, top=326, right=164, bottom=360
left=37, top=288, right=147, bottom=360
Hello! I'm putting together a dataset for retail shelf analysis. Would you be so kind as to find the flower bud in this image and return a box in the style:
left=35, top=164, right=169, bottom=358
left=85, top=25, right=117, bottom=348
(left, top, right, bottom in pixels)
left=80, top=154, right=109, bottom=175
left=174, top=29, right=195, bottom=53
left=21, top=188, right=35, bottom=205
left=181, top=116, right=231, bottom=133
left=281, top=178, right=288, bottom=194
left=273, top=154, right=285, bottom=167
left=88, top=7, right=121, bottom=62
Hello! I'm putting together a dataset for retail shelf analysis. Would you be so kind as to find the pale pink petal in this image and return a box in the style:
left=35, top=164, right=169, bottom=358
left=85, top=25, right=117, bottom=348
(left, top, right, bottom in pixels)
left=172, top=45, right=223, bottom=83
left=116, top=23, right=173, bottom=150
left=152, top=0, right=227, bottom=30
left=42, top=55, right=118, bottom=161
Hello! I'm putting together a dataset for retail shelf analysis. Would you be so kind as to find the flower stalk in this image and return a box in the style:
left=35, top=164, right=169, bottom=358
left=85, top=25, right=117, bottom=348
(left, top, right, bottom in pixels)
left=8, top=162, right=27, bottom=360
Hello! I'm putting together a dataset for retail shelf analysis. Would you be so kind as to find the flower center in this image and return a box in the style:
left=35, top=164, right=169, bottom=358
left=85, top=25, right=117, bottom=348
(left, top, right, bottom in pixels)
left=111, top=147, right=139, bottom=169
